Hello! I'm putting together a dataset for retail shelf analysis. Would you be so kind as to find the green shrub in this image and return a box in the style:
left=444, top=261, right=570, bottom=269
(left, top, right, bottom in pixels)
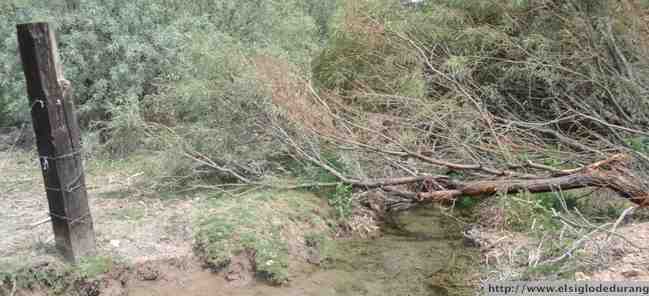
left=456, top=196, right=479, bottom=209
left=626, top=136, right=649, bottom=154
left=76, top=256, right=113, bottom=278
left=0, top=0, right=336, bottom=169
left=329, top=183, right=353, bottom=219
left=499, top=192, right=559, bottom=232
left=312, top=4, right=426, bottom=111
left=245, top=227, right=290, bottom=285
left=194, top=216, right=237, bottom=270
left=312, top=0, right=649, bottom=167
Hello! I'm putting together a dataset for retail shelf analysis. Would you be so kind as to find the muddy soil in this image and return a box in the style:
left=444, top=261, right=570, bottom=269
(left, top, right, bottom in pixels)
left=127, top=207, right=478, bottom=296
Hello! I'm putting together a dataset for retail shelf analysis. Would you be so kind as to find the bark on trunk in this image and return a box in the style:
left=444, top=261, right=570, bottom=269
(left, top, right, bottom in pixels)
left=375, top=154, right=649, bottom=209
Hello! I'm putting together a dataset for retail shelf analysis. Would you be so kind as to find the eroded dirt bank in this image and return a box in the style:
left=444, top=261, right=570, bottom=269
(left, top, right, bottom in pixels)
left=2, top=148, right=479, bottom=296
left=2, top=207, right=478, bottom=296
left=128, top=207, right=478, bottom=296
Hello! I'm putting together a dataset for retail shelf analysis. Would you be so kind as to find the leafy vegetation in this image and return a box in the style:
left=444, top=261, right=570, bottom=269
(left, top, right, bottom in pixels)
left=3, top=0, right=649, bottom=288
left=329, top=183, right=354, bottom=219
left=4, top=0, right=647, bottom=190
left=309, top=0, right=649, bottom=174
left=0, top=0, right=330, bottom=164
left=76, top=256, right=113, bottom=278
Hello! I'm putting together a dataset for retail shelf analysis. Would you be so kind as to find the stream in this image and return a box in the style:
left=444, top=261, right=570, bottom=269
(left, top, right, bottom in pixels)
left=129, top=206, right=478, bottom=296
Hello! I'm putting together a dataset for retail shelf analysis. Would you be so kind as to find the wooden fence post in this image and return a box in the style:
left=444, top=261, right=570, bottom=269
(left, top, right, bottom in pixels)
left=16, top=22, right=96, bottom=263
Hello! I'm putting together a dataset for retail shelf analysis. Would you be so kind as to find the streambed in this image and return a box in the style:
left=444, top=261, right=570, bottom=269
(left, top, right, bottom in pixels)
left=129, top=206, right=478, bottom=296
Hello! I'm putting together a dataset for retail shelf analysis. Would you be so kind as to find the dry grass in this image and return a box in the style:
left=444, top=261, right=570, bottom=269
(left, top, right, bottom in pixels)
left=476, top=188, right=649, bottom=281
left=253, top=55, right=336, bottom=135
left=341, top=0, right=387, bottom=49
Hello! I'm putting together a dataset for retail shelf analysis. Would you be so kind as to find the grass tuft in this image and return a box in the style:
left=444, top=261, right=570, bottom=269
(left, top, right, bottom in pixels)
left=193, top=190, right=333, bottom=285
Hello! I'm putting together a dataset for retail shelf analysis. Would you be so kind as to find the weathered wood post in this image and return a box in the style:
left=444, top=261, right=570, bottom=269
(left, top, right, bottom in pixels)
left=16, top=22, right=96, bottom=263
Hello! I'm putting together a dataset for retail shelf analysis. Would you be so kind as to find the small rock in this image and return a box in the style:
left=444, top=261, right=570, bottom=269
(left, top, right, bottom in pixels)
left=463, top=224, right=481, bottom=247
left=622, top=269, right=640, bottom=278
left=306, top=248, right=321, bottom=265
left=575, top=272, right=590, bottom=281
left=136, top=265, right=160, bottom=281
left=224, top=251, right=255, bottom=287
left=110, top=240, right=121, bottom=248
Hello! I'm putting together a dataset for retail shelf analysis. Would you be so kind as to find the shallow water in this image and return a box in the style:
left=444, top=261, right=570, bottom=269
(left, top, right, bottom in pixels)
left=129, top=206, right=478, bottom=296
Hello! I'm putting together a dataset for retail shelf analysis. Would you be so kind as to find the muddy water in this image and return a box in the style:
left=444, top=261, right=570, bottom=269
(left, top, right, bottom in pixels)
left=129, top=206, right=478, bottom=296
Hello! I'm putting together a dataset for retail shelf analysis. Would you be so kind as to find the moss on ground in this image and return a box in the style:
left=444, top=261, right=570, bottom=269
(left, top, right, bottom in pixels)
left=193, top=189, right=335, bottom=285
left=0, top=256, right=116, bottom=296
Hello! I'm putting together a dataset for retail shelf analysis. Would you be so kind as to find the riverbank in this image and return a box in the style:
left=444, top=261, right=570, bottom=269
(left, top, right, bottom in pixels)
left=1, top=149, right=479, bottom=296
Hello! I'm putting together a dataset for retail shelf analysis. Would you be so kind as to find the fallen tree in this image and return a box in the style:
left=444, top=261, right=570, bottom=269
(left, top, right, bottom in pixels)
left=168, top=79, right=649, bottom=213
left=322, top=153, right=648, bottom=212
left=380, top=154, right=649, bottom=210
left=167, top=0, right=649, bottom=213
left=254, top=85, right=649, bottom=212
left=182, top=122, right=649, bottom=211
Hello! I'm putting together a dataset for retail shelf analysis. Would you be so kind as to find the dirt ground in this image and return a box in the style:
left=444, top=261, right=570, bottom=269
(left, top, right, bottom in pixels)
left=0, top=147, right=349, bottom=296
left=478, top=219, right=649, bottom=281
left=1, top=148, right=195, bottom=268
left=581, top=222, right=649, bottom=281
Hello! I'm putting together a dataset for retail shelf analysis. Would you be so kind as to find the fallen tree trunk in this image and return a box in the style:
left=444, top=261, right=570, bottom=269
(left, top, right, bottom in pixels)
left=415, top=172, right=648, bottom=206
left=361, top=154, right=649, bottom=210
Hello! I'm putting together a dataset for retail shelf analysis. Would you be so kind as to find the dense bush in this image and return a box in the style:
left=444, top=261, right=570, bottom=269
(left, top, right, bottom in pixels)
left=3, top=0, right=648, bottom=184
left=0, top=0, right=336, bottom=165
left=0, top=0, right=331, bottom=123
left=311, top=0, right=649, bottom=173
left=2, top=1, right=179, bottom=126
left=315, top=0, right=649, bottom=117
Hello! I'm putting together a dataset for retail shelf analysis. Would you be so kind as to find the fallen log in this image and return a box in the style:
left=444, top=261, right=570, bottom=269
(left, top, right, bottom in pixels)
left=189, top=146, right=649, bottom=211
left=415, top=172, right=648, bottom=206
left=370, top=154, right=649, bottom=210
